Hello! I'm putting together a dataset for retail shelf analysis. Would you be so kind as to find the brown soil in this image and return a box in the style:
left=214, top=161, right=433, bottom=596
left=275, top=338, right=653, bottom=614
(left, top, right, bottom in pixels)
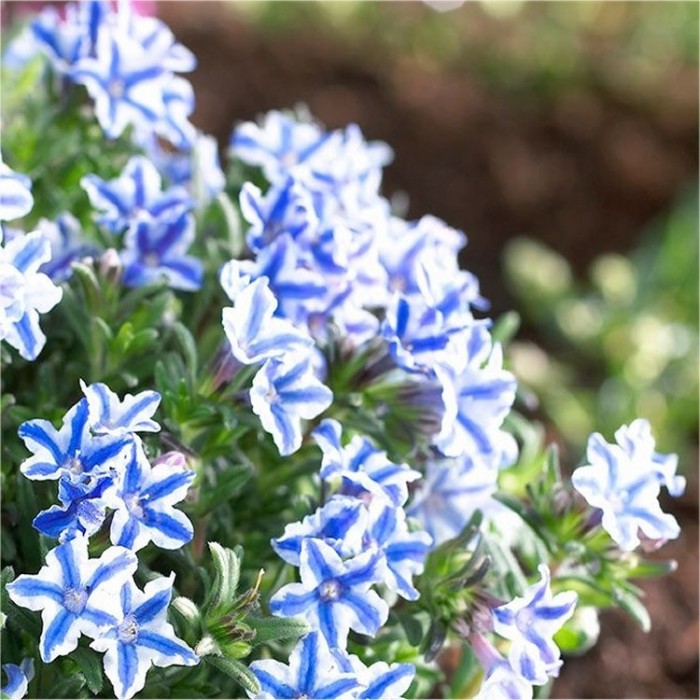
left=160, top=3, right=699, bottom=697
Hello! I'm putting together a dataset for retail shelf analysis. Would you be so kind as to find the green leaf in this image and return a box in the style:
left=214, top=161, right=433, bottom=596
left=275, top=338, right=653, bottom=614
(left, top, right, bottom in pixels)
left=205, top=655, right=260, bottom=695
left=490, top=310, right=521, bottom=346
left=397, top=612, right=426, bottom=648
left=626, top=558, right=678, bottom=579
left=247, top=615, right=309, bottom=646
left=614, top=587, right=651, bottom=632
left=71, top=261, right=102, bottom=312
left=71, top=647, right=104, bottom=694
left=172, top=322, right=198, bottom=387
left=205, top=542, right=240, bottom=619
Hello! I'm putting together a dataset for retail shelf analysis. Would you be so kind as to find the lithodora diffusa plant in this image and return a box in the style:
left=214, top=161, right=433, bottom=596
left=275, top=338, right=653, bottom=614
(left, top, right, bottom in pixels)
left=0, top=2, right=686, bottom=699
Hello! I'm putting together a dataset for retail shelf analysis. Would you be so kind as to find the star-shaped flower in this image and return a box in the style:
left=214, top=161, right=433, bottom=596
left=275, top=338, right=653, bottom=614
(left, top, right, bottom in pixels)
left=248, top=631, right=359, bottom=699
left=81, top=155, right=192, bottom=234
left=407, top=454, right=502, bottom=547
left=272, top=496, right=368, bottom=566
left=18, top=397, right=131, bottom=484
left=90, top=574, right=198, bottom=700
left=120, top=212, right=203, bottom=291
left=105, top=446, right=194, bottom=552
left=0, top=161, right=33, bottom=222
left=230, top=110, right=336, bottom=185
left=80, top=380, right=161, bottom=436
left=434, top=325, right=517, bottom=461
left=492, top=565, right=577, bottom=685
left=269, top=538, right=388, bottom=649
left=6, top=535, right=137, bottom=662
left=313, top=419, right=421, bottom=507
left=37, top=212, right=100, bottom=283
left=571, top=426, right=681, bottom=550
left=363, top=501, right=432, bottom=601
left=332, top=651, right=416, bottom=699
left=72, top=27, right=169, bottom=139
left=0, top=231, right=63, bottom=361
left=250, top=353, right=333, bottom=456
left=221, top=276, right=313, bottom=365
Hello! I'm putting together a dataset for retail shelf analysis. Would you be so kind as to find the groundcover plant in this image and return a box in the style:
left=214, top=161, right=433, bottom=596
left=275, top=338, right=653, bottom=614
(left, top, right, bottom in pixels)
left=0, top=2, right=686, bottom=699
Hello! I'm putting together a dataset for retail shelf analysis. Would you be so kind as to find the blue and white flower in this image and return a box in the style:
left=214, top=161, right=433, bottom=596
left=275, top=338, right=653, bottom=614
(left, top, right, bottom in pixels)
left=90, top=574, right=199, bottom=700
left=222, top=276, right=314, bottom=365
left=0, top=161, right=33, bottom=222
left=571, top=426, right=682, bottom=550
left=381, top=291, right=472, bottom=377
left=0, top=231, right=63, bottom=361
left=313, top=420, right=421, bottom=507
left=6, top=535, right=138, bottom=662
left=613, top=419, right=685, bottom=497
left=408, top=454, right=502, bottom=547
left=71, top=27, right=170, bottom=139
left=37, top=213, right=100, bottom=283
left=80, top=379, right=161, bottom=436
left=240, top=178, right=319, bottom=254
left=492, top=565, right=577, bottom=685
left=121, top=212, right=203, bottom=291
left=250, top=353, right=333, bottom=456
left=81, top=155, right=192, bottom=234
left=230, top=110, right=336, bottom=185
left=269, top=538, right=388, bottom=649
left=238, top=233, right=328, bottom=328
left=378, top=215, right=467, bottom=297
left=0, top=659, right=34, bottom=700
left=105, top=446, right=194, bottom=552
left=248, top=631, right=359, bottom=700
left=332, top=651, right=415, bottom=700
left=272, top=496, right=369, bottom=566
left=434, top=326, right=517, bottom=461
left=474, top=660, right=533, bottom=700
left=363, top=501, right=432, bottom=601
left=18, top=397, right=131, bottom=484
left=32, top=475, right=113, bottom=541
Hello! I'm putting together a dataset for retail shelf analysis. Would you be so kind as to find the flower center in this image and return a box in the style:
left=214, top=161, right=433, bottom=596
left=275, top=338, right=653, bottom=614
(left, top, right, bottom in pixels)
left=143, top=252, right=160, bottom=267
left=515, top=607, right=536, bottom=632
left=117, top=615, right=139, bottom=644
left=63, top=587, right=88, bottom=614
left=319, top=579, right=341, bottom=602
left=64, top=452, right=84, bottom=476
left=609, top=489, right=629, bottom=513
left=108, top=78, right=125, bottom=99
left=125, top=494, right=145, bottom=519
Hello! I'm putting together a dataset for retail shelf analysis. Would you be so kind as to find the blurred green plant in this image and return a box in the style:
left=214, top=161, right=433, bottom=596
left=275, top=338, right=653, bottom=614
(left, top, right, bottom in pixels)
left=504, top=189, right=698, bottom=467
left=229, top=1, right=698, bottom=99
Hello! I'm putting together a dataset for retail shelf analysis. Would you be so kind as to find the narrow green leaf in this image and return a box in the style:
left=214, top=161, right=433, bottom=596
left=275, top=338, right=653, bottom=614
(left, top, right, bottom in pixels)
left=205, top=655, right=259, bottom=695
left=247, top=615, right=309, bottom=646
left=171, top=321, right=198, bottom=387
left=614, top=587, right=651, bottom=632
left=626, top=558, right=677, bottom=579
left=205, top=542, right=240, bottom=618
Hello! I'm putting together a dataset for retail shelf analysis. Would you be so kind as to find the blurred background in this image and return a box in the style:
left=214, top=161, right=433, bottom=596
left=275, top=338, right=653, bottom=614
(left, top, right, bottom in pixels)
left=159, top=2, right=698, bottom=697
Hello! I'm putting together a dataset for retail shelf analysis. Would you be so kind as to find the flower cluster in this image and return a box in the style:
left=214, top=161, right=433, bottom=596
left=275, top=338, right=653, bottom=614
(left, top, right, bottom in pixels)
left=0, top=161, right=63, bottom=361
left=29, top=0, right=195, bottom=143
left=82, top=155, right=203, bottom=290
left=1, top=3, right=688, bottom=699
left=254, top=420, right=430, bottom=697
left=9, top=381, right=198, bottom=699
